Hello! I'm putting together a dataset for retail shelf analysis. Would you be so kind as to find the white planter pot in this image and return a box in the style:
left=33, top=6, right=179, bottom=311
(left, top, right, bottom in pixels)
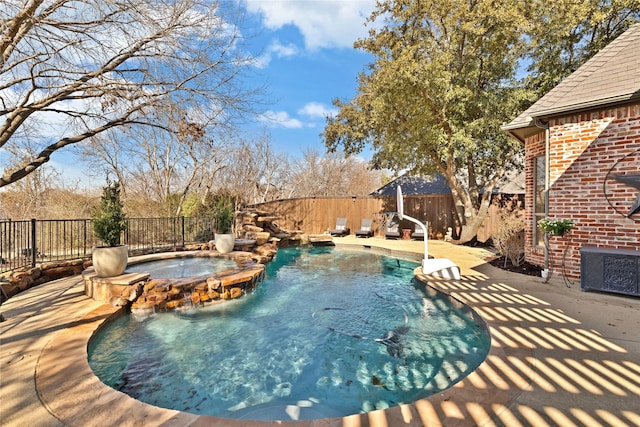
left=92, top=245, right=128, bottom=277
left=215, top=233, right=235, bottom=254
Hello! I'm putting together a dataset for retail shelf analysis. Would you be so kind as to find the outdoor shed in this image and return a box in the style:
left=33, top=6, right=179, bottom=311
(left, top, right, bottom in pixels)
left=370, top=174, right=457, bottom=239
left=372, top=173, right=524, bottom=242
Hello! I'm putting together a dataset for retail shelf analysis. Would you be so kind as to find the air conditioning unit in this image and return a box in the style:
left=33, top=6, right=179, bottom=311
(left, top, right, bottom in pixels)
left=581, top=246, right=639, bottom=297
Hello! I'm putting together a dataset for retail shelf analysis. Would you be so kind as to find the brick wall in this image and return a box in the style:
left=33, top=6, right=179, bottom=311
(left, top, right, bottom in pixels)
left=524, top=103, right=640, bottom=278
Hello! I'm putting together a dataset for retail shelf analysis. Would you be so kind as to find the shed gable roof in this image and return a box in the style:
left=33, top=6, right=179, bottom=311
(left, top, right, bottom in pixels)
left=503, top=23, right=640, bottom=141
left=370, top=174, right=452, bottom=196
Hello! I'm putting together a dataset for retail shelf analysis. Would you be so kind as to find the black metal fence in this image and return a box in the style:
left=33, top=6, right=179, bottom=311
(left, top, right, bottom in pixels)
left=0, top=217, right=213, bottom=274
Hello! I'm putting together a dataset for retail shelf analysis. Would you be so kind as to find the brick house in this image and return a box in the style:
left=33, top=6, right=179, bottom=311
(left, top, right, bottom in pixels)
left=502, top=23, right=639, bottom=291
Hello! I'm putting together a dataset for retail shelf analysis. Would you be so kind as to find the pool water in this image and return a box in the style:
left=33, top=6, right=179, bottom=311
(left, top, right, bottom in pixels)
left=125, top=256, right=237, bottom=278
left=89, top=246, right=490, bottom=421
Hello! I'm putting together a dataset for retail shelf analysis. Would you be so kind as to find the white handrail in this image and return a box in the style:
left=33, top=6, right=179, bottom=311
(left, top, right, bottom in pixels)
left=396, top=185, right=428, bottom=267
left=397, top=185, right=460, bottom=279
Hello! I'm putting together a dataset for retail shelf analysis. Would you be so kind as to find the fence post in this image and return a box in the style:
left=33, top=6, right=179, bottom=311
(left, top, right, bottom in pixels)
left=171, top=217, right=176, bottom=247
left=181, top=216, right=185, bottom=247
left=31, top=218, right=37, bottom=268
left=124, top=219, right=129, bottom=249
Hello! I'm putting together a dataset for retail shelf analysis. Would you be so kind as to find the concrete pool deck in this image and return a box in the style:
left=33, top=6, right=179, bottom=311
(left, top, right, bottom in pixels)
left=1, top=237, right=639, bottom=426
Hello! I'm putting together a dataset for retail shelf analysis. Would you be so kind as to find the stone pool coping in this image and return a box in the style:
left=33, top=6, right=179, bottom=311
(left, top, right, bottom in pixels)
left=2, top=238, right=639, bottom=426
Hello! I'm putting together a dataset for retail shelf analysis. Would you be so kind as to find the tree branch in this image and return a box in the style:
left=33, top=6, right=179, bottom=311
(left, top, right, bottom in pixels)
left=0, top=114, right=139, bottom=187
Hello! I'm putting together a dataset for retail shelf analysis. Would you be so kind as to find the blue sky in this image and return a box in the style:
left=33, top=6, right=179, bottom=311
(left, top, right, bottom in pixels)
left=240, top=0, right=378, bottom=158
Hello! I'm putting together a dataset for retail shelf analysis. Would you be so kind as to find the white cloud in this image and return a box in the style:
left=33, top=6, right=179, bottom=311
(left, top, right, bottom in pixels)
left=259, top=110, right=304, bottom=128
left=246, top=0, right=377, bottom=50
left=270, top=40, right=299, bottom=57
left=254, top=40, right=299, bottom=68
left=258, top=102, right=336, bottom=130
left=298, top=102, right=337, bottom=119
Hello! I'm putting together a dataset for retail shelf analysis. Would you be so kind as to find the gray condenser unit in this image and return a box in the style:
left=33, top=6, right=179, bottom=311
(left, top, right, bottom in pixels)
left=581, top=246, right=640, bottom=297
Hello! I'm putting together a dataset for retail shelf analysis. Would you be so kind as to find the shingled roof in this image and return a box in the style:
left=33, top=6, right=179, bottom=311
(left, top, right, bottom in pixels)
left=371, top=174, right=452, bottom=196
left=503, top=23, right=640, bottom=142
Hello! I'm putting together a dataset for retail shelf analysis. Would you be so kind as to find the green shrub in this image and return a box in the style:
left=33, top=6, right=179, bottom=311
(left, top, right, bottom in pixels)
left=92, top=179, right=127, bottom=247
left=213, top=196, right=234, bottom=234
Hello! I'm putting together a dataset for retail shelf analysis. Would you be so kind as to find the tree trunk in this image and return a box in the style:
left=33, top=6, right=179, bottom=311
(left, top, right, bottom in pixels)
left=451, top=187, right=494, bottom=243
left=458, top=214, right=487, bottom=242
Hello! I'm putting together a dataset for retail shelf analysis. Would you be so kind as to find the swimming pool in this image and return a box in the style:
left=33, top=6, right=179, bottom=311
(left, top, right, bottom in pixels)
left=89, top=246, right=490, bottom=421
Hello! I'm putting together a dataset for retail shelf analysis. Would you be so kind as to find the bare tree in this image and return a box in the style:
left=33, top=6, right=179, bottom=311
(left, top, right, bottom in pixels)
left=215, top=135, right=291, bottom=205
left=1, top=0, right=262, bottom=187
left=76, top=111, right=230, bottom=217
left=0, top=147, right=92, bottom=219
left=289, top=149, right=381, bottom=198
left=0, top=142, right=62, bottom=218
left=74, top=130, right=131, bottom=192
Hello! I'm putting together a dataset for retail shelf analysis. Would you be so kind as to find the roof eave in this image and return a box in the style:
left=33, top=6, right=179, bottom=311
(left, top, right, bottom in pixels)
left=501, top=119, right=541, bottom=143
left=502, top=92, right=640, bottom=143
left=534, top=92, right=640, bottom=120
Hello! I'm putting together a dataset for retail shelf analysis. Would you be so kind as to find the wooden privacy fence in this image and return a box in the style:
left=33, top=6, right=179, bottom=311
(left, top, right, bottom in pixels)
left=250, top=195, right=460, bottom=239
left=250, top=195, right=523, bottom=241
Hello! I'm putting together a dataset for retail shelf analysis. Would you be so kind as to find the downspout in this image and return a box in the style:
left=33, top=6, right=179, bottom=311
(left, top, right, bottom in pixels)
left=534, top=118, right=550, bottom=269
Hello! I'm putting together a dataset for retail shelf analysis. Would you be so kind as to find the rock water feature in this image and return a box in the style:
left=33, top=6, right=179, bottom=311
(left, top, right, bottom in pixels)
left=127, top=259, right=268, bottom=315
left=83, top=208, right=314, bottom=313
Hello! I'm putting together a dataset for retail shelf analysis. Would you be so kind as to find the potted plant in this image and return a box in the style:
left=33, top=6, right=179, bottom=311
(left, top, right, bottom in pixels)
left=91, top=179, right=128, bottom=277
left=537, top=217, right=574, bottom=282
left=213, top=196, right=235, bottom=254
left=538, top=218, right=574, bottom=237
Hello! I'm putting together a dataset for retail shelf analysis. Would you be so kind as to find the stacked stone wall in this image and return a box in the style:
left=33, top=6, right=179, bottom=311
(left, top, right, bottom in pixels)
left=1, top=259, right=90, bottom=302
